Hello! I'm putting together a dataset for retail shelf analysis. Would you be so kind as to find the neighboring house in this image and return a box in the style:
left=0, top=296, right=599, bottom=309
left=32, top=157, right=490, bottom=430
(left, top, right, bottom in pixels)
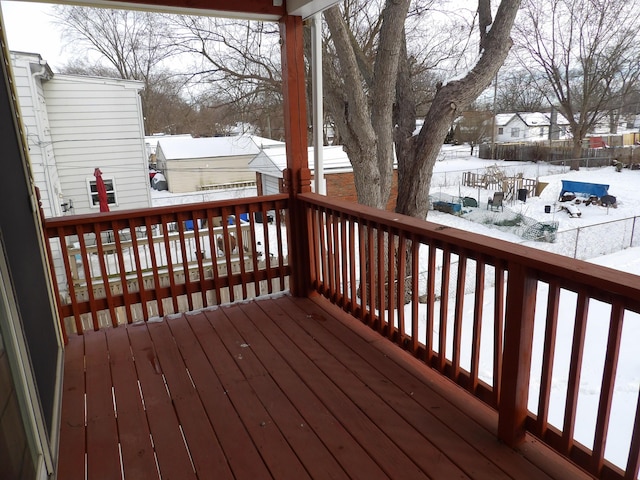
left=494, top=112, right=569, bottom=143
left=155, top=135, right=283, bottom=193
left=11, top=51, right=152, bottom=217
left=249, top=144, right=399, bottom=210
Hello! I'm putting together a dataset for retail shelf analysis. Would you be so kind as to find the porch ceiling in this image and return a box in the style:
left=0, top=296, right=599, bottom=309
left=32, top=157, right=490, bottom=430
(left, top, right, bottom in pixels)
left=26, top=0, right=341, bottom=20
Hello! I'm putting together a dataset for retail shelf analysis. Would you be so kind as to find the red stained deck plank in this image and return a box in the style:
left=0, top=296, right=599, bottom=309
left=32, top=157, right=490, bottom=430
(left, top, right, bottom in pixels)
left=126, top=323, right=198, bottom=480
left=61, top=295, right=596, bottom=480
left=84, top=330, right=121, bottom=480
left=285, top=296, right=532, bottom=480
left=145, top=320, right=234, bottom=479
left=307, top=295, right=596, bottom=480
left=187, top=309, right=312, bottom=480
left=234, top=301, right=391, bottom=480
left=165, top=312, right=273, bottom=480
left=244, top=298, right=432, bottom=479
left=211, top=305, right=350, bottom=480
left=106, top=326, right=159, bottom=480
left=56, top=335, right=86, bottom=480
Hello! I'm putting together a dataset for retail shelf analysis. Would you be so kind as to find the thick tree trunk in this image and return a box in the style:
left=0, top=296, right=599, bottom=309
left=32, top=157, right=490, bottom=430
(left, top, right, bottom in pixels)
left=571, top=137, right=582, bottom=170
left=396, top=0, right=522, bottom=220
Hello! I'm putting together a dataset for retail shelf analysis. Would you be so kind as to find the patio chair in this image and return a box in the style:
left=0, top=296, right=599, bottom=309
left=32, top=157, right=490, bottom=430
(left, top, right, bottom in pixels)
left=487, top=192, right=504, bottom=212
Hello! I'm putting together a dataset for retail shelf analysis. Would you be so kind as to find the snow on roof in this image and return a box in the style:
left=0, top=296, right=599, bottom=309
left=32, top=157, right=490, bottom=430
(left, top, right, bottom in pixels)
left=145, top=134, right=192, bottom=154
left=517, top=112, right=550, bottom=126
left=249, top=145, right=354, bottom=177
left=157, top=135, right=284, bottom=160
left=494, top=113, right=516, bottom=127
left=497, top=112, right=570, bottom=127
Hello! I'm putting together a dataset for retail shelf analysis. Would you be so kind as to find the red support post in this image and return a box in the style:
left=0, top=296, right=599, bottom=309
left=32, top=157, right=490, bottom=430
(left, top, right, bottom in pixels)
left=498, top=262, right=537, bottom=446
left=280, top=14, right=312, bottom=297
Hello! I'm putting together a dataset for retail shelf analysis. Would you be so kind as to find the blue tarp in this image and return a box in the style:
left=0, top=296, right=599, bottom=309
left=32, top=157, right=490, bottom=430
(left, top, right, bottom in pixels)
left=559, top=180, right=609, bottom=199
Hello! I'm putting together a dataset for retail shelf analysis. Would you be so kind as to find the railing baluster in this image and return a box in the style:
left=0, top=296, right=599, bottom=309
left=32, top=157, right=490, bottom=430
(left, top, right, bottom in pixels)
left=233, top=205, right=248, bottom=300
left=425, top=242, right=436, bottom=364
left=76, top=225, right=99, bottom=331
left=161, top=214, right=180, bottom=313
left=411, top=236, right=420, bottom=355
left=625, top=388, right=640, bottom=479
left=307, top=202, right=320, bottom=291
left=397, top=232, right=407, bottom=346
left=274, top=205, right=286, bottom=292
left=94, top=223, right=118, bottom=328
left=127, top=219, right=147, bottom=321
left=340, top=213, right=348, bottom=308
left=205, top=209, right=223, bottom=305
left=377, top=225, right=385, bottom=334
left=452, top=250, right=467, bottom=381
left=248, top=206, right=262, bottom=299
left=493, top=262, right=506, bottom=407
left=387, top=227, right=396, bottom=341
left=145, top=217, right=164, bottom=317
left=470, top=255, right=485, bottom=394
left=537, top=280, right=560, bottom=438
left=592, top=302, right=624, bottom=475
left=348, top=216, right=357, bottom=313
left=332, top=210, right=341, bottom=303
left=358, top=219, right=367, bottom=324
left=562, top=291, right=589, bottom=454
left=438, top=245, right=451, bottom=372
left=367, top=222, right=375, bottom=328
left=326, top=209, right=336, bottom=299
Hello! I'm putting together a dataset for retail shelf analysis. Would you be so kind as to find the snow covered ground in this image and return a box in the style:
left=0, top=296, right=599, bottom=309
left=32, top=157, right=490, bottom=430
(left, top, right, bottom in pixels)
left=151, top=145, right=640, bottom=471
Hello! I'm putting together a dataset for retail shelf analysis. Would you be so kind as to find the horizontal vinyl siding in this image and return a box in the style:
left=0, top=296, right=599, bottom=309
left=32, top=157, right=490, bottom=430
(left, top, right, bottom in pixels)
left=10, top=57, right=61, bottom=217
left=163, top=156, right=256, bottom=193
left=45, top=77, right=150, bottom=214
left=264, top=174, right=281, bottom=195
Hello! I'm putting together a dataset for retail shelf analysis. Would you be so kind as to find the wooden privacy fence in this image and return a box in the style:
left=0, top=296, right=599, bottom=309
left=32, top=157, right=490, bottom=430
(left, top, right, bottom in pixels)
left=300, top=192, right=640, bottom=480
left=43, top=195, right=290, bottom=340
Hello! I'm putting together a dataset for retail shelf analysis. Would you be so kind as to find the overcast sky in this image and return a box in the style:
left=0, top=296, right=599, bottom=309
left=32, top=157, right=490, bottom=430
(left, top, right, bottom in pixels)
left=1, top=1, right=69, bottom=70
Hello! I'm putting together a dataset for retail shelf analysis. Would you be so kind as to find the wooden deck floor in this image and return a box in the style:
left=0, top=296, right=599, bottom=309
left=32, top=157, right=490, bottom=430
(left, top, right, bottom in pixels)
left=58, top=294, right=595, bottom=480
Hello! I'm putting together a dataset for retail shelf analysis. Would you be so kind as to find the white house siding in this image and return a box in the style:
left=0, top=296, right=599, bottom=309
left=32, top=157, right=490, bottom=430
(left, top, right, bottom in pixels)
left=43, top=75, right=151, bottom=214
left=263, top=174, right=282, bottom=196
left=10, top=52, right=61, bottom=217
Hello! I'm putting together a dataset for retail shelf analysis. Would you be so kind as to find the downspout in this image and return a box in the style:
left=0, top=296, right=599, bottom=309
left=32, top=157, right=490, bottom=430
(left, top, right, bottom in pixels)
left=311, top=12, right=326, bottom=194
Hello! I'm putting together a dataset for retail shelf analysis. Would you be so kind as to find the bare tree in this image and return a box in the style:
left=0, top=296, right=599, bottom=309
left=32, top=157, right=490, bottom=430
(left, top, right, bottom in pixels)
left=323, top=0, right=484, bottom=213
left=53, top=6, right=181, bottom=134
left=169, top=17, right=285, bottom=139
left=495, top=68, right=549, bottom=112
left=515, top=0, right=640, bottom=167
left=398, top=0, right=521, bottom=218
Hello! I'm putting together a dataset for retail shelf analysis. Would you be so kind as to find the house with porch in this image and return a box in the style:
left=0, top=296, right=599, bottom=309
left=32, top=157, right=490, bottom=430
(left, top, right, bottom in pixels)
left=1, top=2, right=639, bottom=480
left=10, top=51, right=151, bottom=218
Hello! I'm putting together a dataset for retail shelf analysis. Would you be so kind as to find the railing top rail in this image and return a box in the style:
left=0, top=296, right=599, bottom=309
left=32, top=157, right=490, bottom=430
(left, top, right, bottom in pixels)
left=300, top=192, right=640, bottom=308
left=43, top=194, right=289, bottom=230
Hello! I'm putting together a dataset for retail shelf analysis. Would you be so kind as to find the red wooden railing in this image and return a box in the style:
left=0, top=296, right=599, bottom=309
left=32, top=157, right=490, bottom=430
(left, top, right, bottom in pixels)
left=42, top=189, right=640, bottom=479
left=43, top=195, right=289, bottom=341
left=300, top=192, right=640, bottom=480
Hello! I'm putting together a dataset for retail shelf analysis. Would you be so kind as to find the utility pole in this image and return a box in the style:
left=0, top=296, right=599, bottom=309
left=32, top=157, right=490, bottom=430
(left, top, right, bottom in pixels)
left=490, top=73, right=498, bottom=160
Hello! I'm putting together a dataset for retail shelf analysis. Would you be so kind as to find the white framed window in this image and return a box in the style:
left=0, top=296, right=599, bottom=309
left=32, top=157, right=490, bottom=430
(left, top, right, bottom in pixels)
left=498, top=127, right=504, bottom=135
left=510, top=127, right=520, bottom=138
left=87, top=177, right=117, bottom=208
